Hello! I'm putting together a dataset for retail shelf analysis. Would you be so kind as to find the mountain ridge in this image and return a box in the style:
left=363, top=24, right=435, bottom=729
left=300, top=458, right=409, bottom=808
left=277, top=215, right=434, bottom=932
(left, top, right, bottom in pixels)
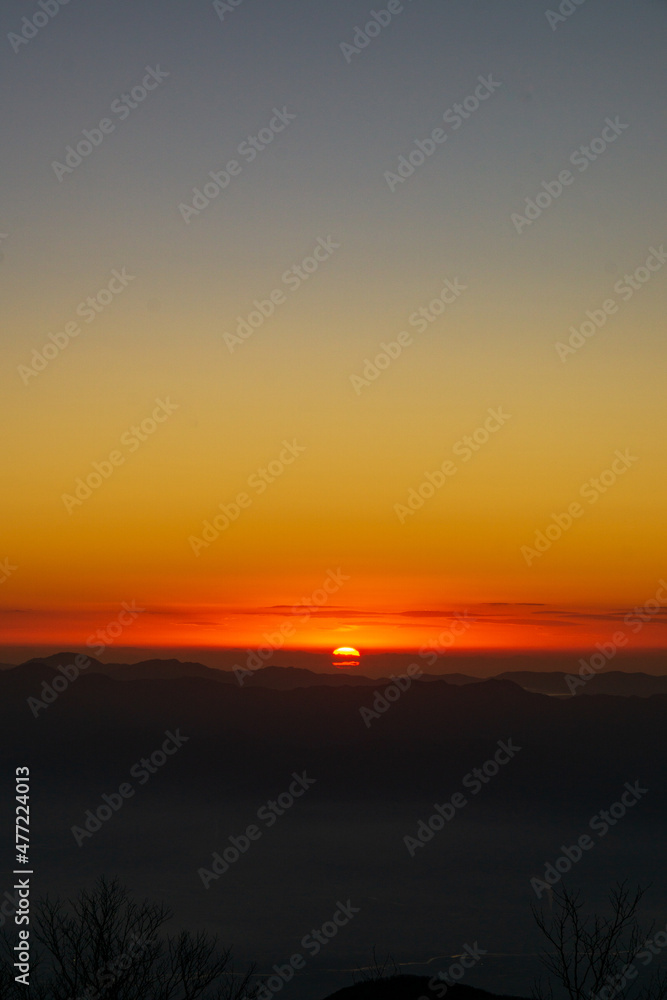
left=5, top=653, right=667, bottom=697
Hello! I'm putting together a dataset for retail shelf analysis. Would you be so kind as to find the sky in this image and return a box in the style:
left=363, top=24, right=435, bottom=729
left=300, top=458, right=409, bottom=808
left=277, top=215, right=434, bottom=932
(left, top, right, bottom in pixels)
left=2, top=0, right=667, bottom=657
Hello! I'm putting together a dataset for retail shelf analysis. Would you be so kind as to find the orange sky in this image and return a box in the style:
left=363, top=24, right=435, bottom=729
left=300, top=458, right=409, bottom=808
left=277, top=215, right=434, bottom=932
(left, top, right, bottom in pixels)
left=2, top=598, right=667, bottom=657
left=3, top=2, right=666, bottom=661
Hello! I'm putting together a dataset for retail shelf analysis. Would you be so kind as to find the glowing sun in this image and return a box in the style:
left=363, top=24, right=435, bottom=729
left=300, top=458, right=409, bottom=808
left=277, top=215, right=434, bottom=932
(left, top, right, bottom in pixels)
left=332, top=646, right=361, bottom=670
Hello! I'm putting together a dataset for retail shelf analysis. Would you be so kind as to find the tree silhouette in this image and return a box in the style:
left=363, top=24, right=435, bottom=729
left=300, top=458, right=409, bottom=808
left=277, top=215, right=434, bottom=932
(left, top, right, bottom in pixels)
left=0, top=876, right=255, bottom=1000
left=353, top=947, right=400, bottom=984
left=532, top=882, right=667, bottom=1000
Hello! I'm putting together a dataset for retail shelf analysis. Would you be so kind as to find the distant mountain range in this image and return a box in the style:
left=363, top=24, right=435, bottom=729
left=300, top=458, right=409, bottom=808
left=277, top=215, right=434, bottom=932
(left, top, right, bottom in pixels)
left=3, top=652, right=667, bottom=697
left=3, top=650, right=667, bottom=813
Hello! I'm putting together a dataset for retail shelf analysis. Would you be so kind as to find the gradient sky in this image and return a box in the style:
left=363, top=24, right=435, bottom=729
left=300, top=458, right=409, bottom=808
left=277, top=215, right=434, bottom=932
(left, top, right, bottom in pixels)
left=2, top=0, right=667, bottom=655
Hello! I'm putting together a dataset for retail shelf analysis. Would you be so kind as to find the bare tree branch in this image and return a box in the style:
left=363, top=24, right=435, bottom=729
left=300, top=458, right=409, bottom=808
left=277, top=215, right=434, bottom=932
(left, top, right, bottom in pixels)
left=0, top=876, right=254, bottom=1000
left=533, top=882, right=666, bottom=1000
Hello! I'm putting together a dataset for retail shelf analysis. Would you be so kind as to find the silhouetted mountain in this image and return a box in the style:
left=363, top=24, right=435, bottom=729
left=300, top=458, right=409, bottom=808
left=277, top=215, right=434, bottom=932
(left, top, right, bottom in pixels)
left=12, top=654, right=667, bottom=698
left=3, top=659, right=666, bottom=816
left=494, top=671, right=571, bottom=694
left=583, top=671, right=667, bottom=697
left=10, top=654, right=478, bottom=690
left=95, top=657, right=231, bottom=683
left=420, top=673, right=482, bottom=686
left=24, top=651, right=105, bottom=670
left=497, top=669, right=667, bottom=697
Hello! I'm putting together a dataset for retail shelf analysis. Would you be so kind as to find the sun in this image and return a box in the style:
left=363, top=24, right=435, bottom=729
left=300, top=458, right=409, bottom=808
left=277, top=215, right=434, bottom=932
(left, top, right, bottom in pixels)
left=332, top=646, right=361, bottom=670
